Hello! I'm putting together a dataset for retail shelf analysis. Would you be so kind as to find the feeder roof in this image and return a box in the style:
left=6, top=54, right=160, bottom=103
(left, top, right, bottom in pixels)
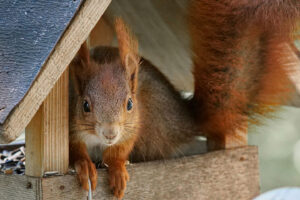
left=0, top=0, right=111, bottom=143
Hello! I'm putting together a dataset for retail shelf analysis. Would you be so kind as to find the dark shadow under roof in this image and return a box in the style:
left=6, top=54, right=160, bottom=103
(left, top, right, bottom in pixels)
left=0, top=0, right=82, bottom=124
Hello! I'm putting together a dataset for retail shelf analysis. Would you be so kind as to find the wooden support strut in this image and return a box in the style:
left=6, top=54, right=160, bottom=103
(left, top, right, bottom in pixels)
left=25, top=69, right=69, bottom=177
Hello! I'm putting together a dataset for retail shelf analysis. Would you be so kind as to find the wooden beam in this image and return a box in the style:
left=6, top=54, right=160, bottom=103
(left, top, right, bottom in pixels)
left=25, top=106, right=43, bottom=177
left=1, top=146, right=259, bottom=199
left=42, top=146, right=258, bottom=200
left=0, top=0, right=111, bottom=143
left=25, top=69, right=69, bottom=177
left=0, top=175, right=40, bottom=200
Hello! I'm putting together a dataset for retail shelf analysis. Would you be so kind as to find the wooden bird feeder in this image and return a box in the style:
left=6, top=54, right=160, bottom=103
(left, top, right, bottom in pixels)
left=0, top=0, right=260, bottom=199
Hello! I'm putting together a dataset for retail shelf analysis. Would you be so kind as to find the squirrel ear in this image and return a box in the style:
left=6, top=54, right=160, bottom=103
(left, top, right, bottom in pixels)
left=125, top=53, right=139, bottom=93
left=76, top=42, right=90, bottom=65
left=114, top=18, right=140, bottom=93
left=70, top=42, right=90, bottom=95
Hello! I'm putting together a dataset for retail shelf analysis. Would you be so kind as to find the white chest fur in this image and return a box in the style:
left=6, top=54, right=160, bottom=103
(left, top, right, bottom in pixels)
left=75, top=131, right=108, bottom=163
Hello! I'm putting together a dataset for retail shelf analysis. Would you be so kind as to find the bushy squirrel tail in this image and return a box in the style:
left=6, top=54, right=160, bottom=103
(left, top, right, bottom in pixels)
left=189, top=0, right=300, bottom=149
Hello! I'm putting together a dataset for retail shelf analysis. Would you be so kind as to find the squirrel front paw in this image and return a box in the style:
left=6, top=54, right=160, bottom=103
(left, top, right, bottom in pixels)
left=75, top=159, right=98, bottom=191
left=108, top=165, right=129, bottom=199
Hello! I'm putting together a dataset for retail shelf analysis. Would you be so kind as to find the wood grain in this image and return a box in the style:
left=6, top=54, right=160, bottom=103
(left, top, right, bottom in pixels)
left=0, top=175, right=40, bottom=200
left=41, top=146, right=259, bottom=200
left=25, top=106, right=43, bottom=176
left=43, top=69, right=69, bottom=174
left=0, top=147, right=259, bottom=199
left=25, top=69, right=69, bottom=177
left=0, top=0, right=112, bottom=143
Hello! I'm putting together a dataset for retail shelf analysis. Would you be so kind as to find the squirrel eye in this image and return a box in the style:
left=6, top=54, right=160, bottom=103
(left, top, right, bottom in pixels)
left=127, top=98, right=133, bottom=111
left=83, top=100, right=91, bottom=112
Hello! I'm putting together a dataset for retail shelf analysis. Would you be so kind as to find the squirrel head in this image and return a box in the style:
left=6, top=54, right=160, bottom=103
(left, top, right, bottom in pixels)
left=70, top=18, right=140, bottom=147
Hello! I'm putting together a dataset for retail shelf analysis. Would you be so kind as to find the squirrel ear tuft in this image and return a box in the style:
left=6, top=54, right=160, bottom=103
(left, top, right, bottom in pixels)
left=115, top=18, right=139, bottom=67
left=114, top=17, right=140, bottom=93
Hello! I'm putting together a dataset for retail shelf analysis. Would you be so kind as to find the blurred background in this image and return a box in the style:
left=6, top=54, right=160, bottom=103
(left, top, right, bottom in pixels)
left=251, top=40, right=300, bottom=192
left=249, top=106, right=300, bottom=192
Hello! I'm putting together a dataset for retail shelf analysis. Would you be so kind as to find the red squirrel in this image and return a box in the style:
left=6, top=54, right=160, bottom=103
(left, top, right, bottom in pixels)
left=69, top=19, right=199, bottom=198
left=69, top=0, right=300, bottom=199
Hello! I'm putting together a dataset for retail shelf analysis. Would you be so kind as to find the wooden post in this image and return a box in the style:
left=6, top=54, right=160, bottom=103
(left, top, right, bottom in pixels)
left=25, top=69, right=69, bottom=177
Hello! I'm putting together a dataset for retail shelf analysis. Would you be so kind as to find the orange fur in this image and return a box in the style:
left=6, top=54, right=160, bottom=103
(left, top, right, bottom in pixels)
left=115, top=17, right=140, bottom=93
left=102, top=139, right=136, bottom=198
left=189, top=0, right=300, bottom=148
left=69, top=140, right=98, bottom=191
left=115, top=17, right=139, bottom=68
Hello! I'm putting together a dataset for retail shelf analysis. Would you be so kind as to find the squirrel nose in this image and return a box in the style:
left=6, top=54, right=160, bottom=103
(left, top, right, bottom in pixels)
left=104, top=134, right=116, bottom=140
left=103, top=130, right=117, bottom=140
left=102, top=124, right=120, bottom=140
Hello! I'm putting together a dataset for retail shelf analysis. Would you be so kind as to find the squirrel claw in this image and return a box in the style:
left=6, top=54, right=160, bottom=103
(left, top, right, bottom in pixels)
left=75, top=159, right=98, bottom=191
left=109, top=166, right=129, bottom=199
